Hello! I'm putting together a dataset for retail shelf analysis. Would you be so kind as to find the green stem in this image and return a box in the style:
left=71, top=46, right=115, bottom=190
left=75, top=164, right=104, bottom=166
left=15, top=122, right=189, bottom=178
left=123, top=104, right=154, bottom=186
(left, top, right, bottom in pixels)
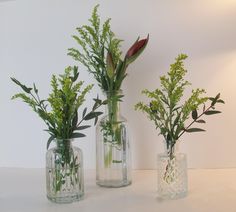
left=177, top=104, right=214, bottom=140
left=104, top=92, right=121, bottom=167
left=53, top=140, right=78, bottom=193
left=107, top=96, right=118, bottom=132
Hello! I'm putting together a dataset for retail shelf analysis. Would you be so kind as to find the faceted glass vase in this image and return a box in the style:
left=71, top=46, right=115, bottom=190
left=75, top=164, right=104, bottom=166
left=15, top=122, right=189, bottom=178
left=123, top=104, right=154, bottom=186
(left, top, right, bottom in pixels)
left=96, top=91, right=131, bottom=187
left=46, top=139, right=84, bottom=203
left=157, top=142, right=188, bottom=199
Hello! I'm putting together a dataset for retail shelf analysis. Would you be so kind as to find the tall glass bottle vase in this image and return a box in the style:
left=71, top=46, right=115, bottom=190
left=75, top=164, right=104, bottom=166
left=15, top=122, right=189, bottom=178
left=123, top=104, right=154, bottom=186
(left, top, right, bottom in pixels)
left=46, top=139, right=84, bottom=203
left=157, top=141, right=188, bottom=199
left=96, top=91, right=131, bottom=187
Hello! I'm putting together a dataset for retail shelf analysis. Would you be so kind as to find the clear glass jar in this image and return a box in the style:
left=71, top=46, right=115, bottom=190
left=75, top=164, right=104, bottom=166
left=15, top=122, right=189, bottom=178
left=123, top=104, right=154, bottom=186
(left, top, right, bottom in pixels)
left=96, top=90, right=131, bottom=187
left=46, top=139, right=84, bottom=203
left=157, top=141, right=188, bottom=199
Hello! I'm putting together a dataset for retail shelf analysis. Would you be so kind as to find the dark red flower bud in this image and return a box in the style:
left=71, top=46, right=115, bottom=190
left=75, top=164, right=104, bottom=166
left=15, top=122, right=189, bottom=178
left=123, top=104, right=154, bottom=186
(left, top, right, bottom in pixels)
left=125, top=34, right=149, bottom=65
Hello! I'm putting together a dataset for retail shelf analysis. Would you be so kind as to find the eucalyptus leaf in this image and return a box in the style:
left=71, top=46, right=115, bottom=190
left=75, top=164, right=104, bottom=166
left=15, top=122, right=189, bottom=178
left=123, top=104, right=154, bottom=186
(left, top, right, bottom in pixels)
left=205, top=110, right=222, bottom=115
left=11, top=78, right=32, bottom=93
left=71, top=133, right=86, bottom=138
left=192, top=109, right=198, bottom=120
left=76, top=125, right=91, bottom=130
left=217, top=99, right=225, bottom=104
left=196, top=119, right=206, bottom=123
left=84, top=111, right=103, bottom=120
left=94, top=116, right=99, bottom=125
left=82, top=108, right=87, bottom=118
left=33, top=83, right=38, bottom=94
left=72, top=111, right=78, bottom=127
left=185, top=128, right=205, bottom=133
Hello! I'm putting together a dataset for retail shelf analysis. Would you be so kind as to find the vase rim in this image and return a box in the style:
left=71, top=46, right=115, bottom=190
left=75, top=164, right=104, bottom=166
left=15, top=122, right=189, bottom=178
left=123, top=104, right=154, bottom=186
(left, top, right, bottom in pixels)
left=53, top=138, right=74, bottom=142
left=102, top=89, right=123, bottom=94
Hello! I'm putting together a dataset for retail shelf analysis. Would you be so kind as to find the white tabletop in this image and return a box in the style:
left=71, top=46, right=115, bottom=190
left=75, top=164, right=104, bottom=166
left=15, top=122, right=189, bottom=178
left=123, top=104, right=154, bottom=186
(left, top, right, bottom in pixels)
left=1, top=168, right=236, bottom=212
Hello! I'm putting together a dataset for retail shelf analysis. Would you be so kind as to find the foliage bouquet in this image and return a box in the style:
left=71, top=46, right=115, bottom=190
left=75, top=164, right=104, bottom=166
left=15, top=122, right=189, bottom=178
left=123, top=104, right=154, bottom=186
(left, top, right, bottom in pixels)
left=11, top=66, right=105, bottom=203
left=68, top=5, right=149, bottom=187
left=135, top=54, right=224, bottom=199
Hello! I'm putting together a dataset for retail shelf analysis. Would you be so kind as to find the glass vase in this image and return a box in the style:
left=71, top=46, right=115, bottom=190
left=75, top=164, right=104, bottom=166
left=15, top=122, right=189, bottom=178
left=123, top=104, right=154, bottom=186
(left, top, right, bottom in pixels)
left=46, top=139, right=84, bottom=203
left=96, top=90, right=131, bottom=187
left=157, top=141, right=188, bottom=199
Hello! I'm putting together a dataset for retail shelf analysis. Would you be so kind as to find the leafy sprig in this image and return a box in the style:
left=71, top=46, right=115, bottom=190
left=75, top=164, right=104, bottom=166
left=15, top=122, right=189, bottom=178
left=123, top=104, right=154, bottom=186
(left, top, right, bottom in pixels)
left=68, top=4, right=149, bottom=95
left=135, top=54, right=224, bottom=151
left=11, top=66, right=106, bottom=149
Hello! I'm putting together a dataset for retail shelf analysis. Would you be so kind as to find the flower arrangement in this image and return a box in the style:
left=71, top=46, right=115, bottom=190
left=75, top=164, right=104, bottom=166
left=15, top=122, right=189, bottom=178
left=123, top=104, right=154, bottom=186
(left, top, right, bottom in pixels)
left=68, top=5, right=149, bottom=169
left=11, top=66, right=105, bottom=202
left=135, top=54, right=224, bottom=195
left=135, top=54, right=224, bottom=157
left=11, top=66, right=104, bottom=148
left=68, top=5, right=149, bottom=95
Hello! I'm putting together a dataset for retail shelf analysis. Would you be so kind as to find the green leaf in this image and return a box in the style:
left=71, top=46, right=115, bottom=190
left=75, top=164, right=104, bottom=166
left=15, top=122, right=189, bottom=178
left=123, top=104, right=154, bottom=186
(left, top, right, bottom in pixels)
left=72, top=66, right=79, bottom=82
left=40, top=100, right=46, bottom=105
left=167, top=133, right=171, bottom=141
left=173, top=106, right=181, bottom=112
left=93, top=96, right=102, bottom=104
left=71, top=133, right=86, bottom=138
left=205, top=110, right=222, bottom=115
left=173, top=113, right=181, bottom=126
left=11, top=77, right=32, bottom=94
left=196, top=119, right=206, bottom=123
left=203, top=104, right=206, bottom=112
left=92, top=96, right=102, bottom=110
left=33, top=83, right=38, bottom=94
left=192, top=109, right=198, bottom=120
left=94, top=116, right=98, bottom=125
left=82, top=108, right=87, bottom=118
left=47, top=135, right=55, bottom=150
left=114, top=94, right=124, bottom=102
left=114, top=60, right=124, bottom=82
left=217, top=99, right=225, bottom=104
left=185, top=128, right=205, bottom=133
left=76, top=125, right=91, bottom=130
left=210, top=93, right=221, bottom=106
left=72, top=112, right=78, bottom=128
left=102, top=99, right=108, bottom=105
left=215, top=93, right=220, bottom=99
left=93, top=55, right=104, bottom=65
left=84, top=111, right=103, bottom=120
left=106, top=51, right=115, bottom=78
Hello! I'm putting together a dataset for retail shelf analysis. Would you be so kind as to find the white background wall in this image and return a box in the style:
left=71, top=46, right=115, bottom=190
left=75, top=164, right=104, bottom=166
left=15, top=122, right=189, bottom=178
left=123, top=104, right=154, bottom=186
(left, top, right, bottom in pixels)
left=0, top=0, right=235, bottom=169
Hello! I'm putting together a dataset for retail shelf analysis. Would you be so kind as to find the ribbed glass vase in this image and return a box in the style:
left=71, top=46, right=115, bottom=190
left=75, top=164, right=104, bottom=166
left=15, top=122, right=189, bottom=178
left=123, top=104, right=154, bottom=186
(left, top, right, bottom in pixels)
left=96, top=90, right=131, bottom=187
left=157, top=141, right=188, bottom=199
left=46, top=139, right=84, bottom=203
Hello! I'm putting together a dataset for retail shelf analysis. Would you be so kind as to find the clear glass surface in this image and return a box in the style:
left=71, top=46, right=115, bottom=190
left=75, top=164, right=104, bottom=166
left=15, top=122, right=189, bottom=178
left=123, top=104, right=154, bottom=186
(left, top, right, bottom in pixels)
left=46, top=139, right=84, bottom=203
left=157, top=142, right=188, bottom=199
left=96, top=91, right=131, bottom=187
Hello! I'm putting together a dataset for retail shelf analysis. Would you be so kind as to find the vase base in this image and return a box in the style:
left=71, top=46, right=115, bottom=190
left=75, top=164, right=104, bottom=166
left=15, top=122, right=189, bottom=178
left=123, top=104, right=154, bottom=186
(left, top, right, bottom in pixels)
left=96, top=180, right=131, bottom=188
left=157, top=190, right=188, bottom=200
left=47, top=193, right=84, bottom=204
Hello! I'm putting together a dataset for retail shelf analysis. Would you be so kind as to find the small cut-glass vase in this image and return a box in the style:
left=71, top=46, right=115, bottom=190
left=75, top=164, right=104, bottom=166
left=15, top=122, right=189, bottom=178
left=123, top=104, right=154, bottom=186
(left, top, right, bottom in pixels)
left=96, top=90, right=131, bottom=187
left=157, top=141, right=188, bottom=199
left=46, top=139, right=84, bottom=203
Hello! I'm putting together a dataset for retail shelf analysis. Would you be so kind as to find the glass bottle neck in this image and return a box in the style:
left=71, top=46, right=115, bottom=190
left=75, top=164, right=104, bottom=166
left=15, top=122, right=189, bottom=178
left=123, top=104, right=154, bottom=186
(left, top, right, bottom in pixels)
left=103, top=90, right=122, bottom=121
left=164, top=140, right=179, bottom=157
left=55, top=139, right=72, bottom=150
